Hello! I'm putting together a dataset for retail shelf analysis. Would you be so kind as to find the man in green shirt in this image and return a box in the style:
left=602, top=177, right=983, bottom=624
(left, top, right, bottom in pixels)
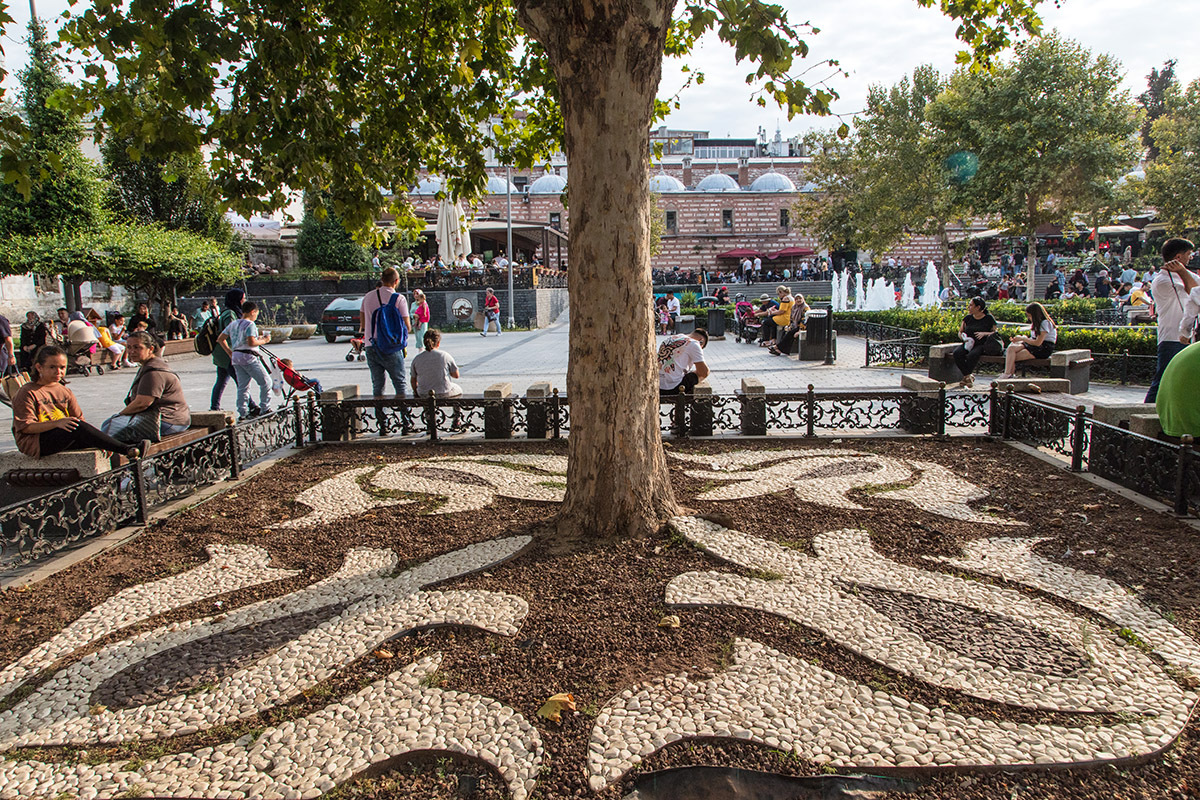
left=1156, top=341, right=1200, bottom=439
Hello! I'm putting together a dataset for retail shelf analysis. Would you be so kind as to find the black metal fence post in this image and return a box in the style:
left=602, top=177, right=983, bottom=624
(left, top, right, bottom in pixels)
left=1121, top=349, right=1129, bottom=386
left=306, top=393, right=318, bottom=444
left=864, top=336, right=871, bottom=367
left=552, top=389, right=562, bottom=440
left=988, top=384, right=1000, bottom=436
left=936, top=383, right=947, bottom=437
left=133, top=459, right=148, bottom=524
left=1071, top=405, right=1086, bottom=472
left=293, top=397, right=305, bottom=449
left=427, top=394, right=439, bottom=442
left=1002, top=388, right=1014, bottom=440
left=1175, top=435, right=1193, bottom=516
left=227, top=426, right=241, bottom=479
left=805, top=385, right=815, bottom=438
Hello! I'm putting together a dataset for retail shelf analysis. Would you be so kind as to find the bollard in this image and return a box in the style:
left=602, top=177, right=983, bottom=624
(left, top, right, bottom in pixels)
left=690, top=382, right=714, bottom=437
left=805, top=384, right=816, bottom=438
left=293, top=397, right=305, bottom=449
left=1071, top=405, right=1087, bottom=472
left=739, top=377, right=767, bottom=436
left=551, top=389, right=563, bottom=439
left=484, top=383, right=514, bottom=439
left=525, top=383, right=551, bottom=440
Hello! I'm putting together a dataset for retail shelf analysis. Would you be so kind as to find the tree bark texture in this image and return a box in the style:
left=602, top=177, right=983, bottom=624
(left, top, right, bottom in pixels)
left=518, top=0, right=678, bottom=540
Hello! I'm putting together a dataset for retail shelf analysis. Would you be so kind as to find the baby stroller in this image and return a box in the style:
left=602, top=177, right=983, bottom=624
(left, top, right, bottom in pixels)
left=66, top=340, right=103, bottom=377
left=261, top=348, right=322, bottom=401
left=732, top=294, right=763, bottom=343
left=346, top=336, right=366, bottom=362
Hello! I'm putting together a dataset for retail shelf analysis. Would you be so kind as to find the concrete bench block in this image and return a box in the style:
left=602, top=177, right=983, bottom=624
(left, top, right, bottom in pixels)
left=525, top=383, right=553, bottom=439
left=484, top=384, right=513, bottom=439
left=1049, top=349, right=1093, bottom=394
left=319, top=384, right=360, bottom=402
left=0, top=449, right=110, bottom=480
left=1092, top=402, right=1158, bottom=429
left=1050, top=349, right=1090, bottom=367
left=740, top=377, right=766, bottom=394
left=901, top=374, right=942, bottom=393
left=484, top=383, right=512, bottom=399
left=927, top=343, right=962, bottom=384
left=739, top=378, right=766, bottom=435
left=188, top=411, right=234, bottom=431
left=1130, top=414, right=1163, bottom=439
left=525, top=382, right=551, bottom=399
left=993, top=377, right=1072, bottom=394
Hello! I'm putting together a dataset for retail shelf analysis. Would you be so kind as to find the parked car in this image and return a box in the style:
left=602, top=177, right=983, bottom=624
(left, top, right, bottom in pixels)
left=321, top=297, right=363, bottom=343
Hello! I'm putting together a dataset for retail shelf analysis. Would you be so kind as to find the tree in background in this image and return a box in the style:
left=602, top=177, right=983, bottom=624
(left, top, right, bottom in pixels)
left=0, top=19, right=103, bottom=238
left=58, top=0, right=1044, bottom=540
left=1144, top=80, right=1200, bottom=232
left=797, top=66, right=963, bottom=276
left=102, top=128, right=233, bottom=246
left=927, top=34, right=1141, bottom=265
left=1138, top=60, right=1180, bottom=160
left=296, top=195, right=369, bottom=273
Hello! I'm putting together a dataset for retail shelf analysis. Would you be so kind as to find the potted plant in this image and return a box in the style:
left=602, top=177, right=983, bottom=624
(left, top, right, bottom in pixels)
left=286, top=297, right=318, bottom=339
left=257, top=303, right=293, bottom=343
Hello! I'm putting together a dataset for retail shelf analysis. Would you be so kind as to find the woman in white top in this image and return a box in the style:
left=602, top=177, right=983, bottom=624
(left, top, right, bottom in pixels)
left=999, top=302, right=1057, bottom=379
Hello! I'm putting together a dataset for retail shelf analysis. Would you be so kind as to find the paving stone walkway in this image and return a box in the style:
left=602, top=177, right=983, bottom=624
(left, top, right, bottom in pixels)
left=0, top=311, right=1148, bottom=453
left=0, top=448, right=1195, bottom=798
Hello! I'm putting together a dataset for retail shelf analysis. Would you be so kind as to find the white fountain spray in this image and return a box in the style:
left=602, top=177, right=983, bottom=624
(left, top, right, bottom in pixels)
left=921, top=261, right=942, bottom=308
left=854, top=272, right=865, bottom=311
left=830, top=270, right=842, bottom=311
left=900, top=274, right=917, bottom=309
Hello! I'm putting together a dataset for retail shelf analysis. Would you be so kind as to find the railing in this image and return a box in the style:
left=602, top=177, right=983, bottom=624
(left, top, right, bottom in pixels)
left=5, top=384, right=1195, bottom=571
left=0, top=404, right=305, bottom=570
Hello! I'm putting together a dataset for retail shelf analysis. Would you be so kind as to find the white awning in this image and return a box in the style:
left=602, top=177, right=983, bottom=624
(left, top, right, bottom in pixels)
left=968, top=228, right=1005, bottom=239
left=1096, top=225, right=1140, bottom=235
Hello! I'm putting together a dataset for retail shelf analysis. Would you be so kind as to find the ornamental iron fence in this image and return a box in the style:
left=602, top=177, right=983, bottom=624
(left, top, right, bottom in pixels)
left=3, top=385, right=1195, bottom=571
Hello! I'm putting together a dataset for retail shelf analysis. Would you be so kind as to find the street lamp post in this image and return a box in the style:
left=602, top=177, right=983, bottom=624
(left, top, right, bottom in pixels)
left=506, top=166, right=515, bottom=328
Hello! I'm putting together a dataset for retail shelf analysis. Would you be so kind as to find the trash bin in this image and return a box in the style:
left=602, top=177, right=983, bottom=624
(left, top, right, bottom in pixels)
left=706, top=307, right=726, bottom=338
left=805, top=309, right=829, bottom=345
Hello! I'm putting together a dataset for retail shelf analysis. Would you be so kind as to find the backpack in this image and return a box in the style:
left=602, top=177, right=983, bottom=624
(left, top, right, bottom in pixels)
left=194, top=314, right=221, bottom=356
left=370, top=289, right=408, bottom=354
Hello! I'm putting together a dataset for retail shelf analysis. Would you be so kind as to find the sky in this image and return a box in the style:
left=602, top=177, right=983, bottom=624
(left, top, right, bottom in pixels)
left=2, top=0, right=1197, bottom=143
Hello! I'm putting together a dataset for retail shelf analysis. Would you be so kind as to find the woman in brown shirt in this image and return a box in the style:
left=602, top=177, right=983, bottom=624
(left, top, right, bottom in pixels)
left=11, top=346, right=146, bottom=459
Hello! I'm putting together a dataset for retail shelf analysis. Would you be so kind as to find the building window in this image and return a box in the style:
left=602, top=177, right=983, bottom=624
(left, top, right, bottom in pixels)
left=779, top=209, right=790, bottom=228
left=665, top=210, right=677, bottom=233
left=488, top=211, right=501, bottom=219
left=549, top=212, right=561, bottom=229
left=722, top=209, right=733, bottom=229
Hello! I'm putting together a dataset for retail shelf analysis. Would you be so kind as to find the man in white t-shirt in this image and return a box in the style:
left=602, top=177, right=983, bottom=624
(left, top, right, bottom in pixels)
left=665, top=291, right=681, bottom=333
left=753, top=257, right=762, bottom=280
left=741, top=258, right=753, bottom=285
left=658, top=329, right=709, bottom=395
left=1147, top=237, right=1198, bottom=402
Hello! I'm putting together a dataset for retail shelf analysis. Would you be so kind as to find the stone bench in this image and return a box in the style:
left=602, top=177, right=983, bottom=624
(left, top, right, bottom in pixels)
left=3, top=411, right=233, bottom=488
left=928, top=343, right=1092, bottom=394
left=1092, top=402, right=1158, bottom=430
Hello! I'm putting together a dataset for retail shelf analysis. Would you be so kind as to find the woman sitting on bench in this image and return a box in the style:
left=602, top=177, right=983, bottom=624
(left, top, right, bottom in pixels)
left=951, top=296, right=1002, bottom=388
left=10, top=346, right=147, bottom=459
left=999, top=302, right=1057, bottom=380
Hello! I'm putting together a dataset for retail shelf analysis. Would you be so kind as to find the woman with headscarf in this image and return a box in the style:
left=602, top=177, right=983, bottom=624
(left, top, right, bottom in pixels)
left=18, top=311, right=50, bottom=373
left=210, top=288, right=258, bottom=413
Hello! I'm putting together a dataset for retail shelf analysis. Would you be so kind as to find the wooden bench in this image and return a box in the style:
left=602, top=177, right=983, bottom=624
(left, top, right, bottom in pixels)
left=928, top=343, right=1093, bottom=394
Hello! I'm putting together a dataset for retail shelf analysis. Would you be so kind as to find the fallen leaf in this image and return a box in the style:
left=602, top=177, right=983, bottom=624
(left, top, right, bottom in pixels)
left=537, top=693, right=576, bottom=723
left=373, top=649, right=394, bottom=659
left=658, top=615, right=682, bottom=629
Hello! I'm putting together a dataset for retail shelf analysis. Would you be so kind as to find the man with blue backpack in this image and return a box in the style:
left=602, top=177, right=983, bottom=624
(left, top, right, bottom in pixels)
left=360, top=268, right=414, bottom=434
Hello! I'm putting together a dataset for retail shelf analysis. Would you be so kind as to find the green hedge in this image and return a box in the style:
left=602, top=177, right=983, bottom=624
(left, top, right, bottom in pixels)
left=833, top=298, right=1114, bottom=328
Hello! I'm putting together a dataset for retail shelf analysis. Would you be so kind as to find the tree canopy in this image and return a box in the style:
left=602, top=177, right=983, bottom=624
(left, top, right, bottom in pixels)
left=0, top=20, right=103, bottom=238
left=926, top=33, right=1141, bottom=261
left=1144, top=79, right=1200, bottom=232
left=296, top=194, right=369, bottom=273
left=23, top=0, right=1048, bottom=539
left=796, top=65, right=963, bottom=266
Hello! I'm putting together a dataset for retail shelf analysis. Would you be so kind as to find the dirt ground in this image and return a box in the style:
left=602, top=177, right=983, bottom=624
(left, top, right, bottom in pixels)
left=0, top=438, right=1197, bottom=800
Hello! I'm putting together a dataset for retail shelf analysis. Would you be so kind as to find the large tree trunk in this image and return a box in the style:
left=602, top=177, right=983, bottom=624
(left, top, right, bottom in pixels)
left=519, top=0, right=678, bottom=541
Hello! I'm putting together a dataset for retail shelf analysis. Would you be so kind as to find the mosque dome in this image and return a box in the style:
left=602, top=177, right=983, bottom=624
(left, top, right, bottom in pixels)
left=648, top=173, right=686, bottom=192
left=696, top=172, right=740, bottom=192
left=750, top=171, right=796, bottom=192
left=485, top=175, right=519, bottom=194
left=413, top=176, right=444, bottom=195
left=529, top=172, right=567, bottom=194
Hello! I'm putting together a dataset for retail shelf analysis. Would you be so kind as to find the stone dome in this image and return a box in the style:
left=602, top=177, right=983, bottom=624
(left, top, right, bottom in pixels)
left=649, top=173, right=685, bottom=192
left=529, top=172, right=567, bottom=194
left=485, top=175, right=519, bottom=194
left=413, top=176, right=444, bottom=195
left=750, top=171, right=796, bottom=192
left=696, top=172, right=740, bottom=192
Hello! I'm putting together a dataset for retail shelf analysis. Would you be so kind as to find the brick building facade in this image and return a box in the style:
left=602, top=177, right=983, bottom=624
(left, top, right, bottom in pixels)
left=407, top=157, right=981, bottom=273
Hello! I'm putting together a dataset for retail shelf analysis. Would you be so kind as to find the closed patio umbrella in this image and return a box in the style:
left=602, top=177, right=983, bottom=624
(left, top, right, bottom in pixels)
left=436, top=197, right=471, bottom=264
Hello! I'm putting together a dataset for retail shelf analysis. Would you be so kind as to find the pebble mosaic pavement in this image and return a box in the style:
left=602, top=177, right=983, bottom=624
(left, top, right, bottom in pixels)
left=1, top=450, right=1196, bottom=799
